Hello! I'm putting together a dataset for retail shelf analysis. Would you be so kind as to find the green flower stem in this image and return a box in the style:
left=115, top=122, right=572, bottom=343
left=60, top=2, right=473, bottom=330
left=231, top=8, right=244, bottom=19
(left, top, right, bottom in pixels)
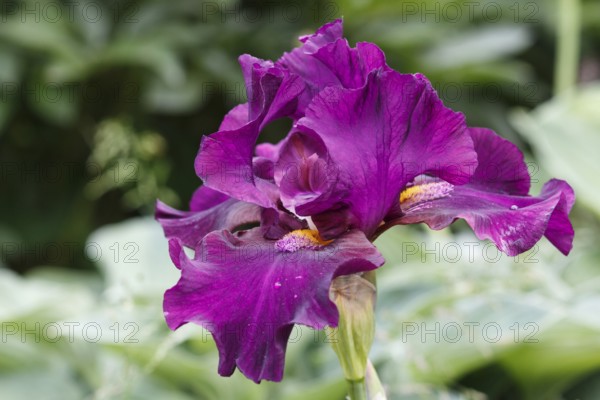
left=347, top=379, right=367, bottom=400
left=365, top=360, right=387, bottom=400
left=554, top=0, right=581, bottom=95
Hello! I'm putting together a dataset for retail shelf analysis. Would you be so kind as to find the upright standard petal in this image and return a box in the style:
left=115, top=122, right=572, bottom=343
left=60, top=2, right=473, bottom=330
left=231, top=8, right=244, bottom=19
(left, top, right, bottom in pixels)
left=297, top=19, right=344, bottom=49
left=274, top=131, right=343, bottom=215
left=164, top=228, right=384, bottom=382
left=391, top=128, right=575, bottom=255
left=310, top=40, right=389, bottom=89
left=218, top=103, right=249, bottom=131
left=195, top=59, right=304, bottom=208
left=280, top=20, right=388, bottom=115
left=196, top=21, right=390, bottom=209
left=278, top=19, right=344, bottom=90
left=295, top=70, right=477, bottom=237
left=467, top=127, right=530, bottom=195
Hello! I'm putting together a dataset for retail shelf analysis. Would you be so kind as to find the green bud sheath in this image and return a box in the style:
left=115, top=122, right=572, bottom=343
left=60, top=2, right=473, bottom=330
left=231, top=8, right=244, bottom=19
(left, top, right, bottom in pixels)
left=327, top=272, right=377, bottom=382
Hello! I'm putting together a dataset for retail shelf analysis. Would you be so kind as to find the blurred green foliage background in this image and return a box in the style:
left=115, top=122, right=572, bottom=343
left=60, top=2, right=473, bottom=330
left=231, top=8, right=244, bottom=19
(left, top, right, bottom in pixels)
left=1, top=0, right=600, bottom=399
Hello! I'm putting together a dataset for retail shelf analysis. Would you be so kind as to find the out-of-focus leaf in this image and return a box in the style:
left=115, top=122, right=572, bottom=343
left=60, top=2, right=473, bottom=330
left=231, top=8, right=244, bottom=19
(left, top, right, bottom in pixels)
left=25, top=77, right=78, bottom=126
left=281, top=378, right=347, bottom=400
left=0, top=365, right=84, bottom=400
left=372, top=226, right=600, bottom=399
left=86, top=216, right=179, bottom=300
left=0, top=47, right=21, bottom=132
left=0, top=267, right=94, bottom=323
left=510, top=83, right=600, bottom=216
left=0, top=17, right=84, bottom=65
left=422, top=26, right=533, bottom=69
left=142, top=73, right=207, bottom=113
left=94, top=39, right=185, bottom=86
left=564, top=370, right=600, bottom=400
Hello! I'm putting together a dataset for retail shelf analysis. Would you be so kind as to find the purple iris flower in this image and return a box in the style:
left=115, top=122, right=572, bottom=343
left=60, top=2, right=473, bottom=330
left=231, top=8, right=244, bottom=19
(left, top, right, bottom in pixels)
left=156, top=20, right=575, bottom=383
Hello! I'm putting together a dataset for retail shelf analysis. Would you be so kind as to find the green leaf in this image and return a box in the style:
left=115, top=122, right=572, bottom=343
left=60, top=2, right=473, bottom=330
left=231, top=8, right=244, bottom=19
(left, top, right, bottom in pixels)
left=510, top=83, right=600, bottom=216
left=86, top=217, right=179, bottom=301
left=421, top=26, right=534, bottom=69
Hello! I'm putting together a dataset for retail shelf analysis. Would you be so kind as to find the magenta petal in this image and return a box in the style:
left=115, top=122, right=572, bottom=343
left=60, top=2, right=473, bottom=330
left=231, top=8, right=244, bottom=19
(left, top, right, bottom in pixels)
left=156, top=194, right=261, bottom=249
left=298, top=19, right=343, bottom=47
left=537, top=179, right=575, bottom=254
left=219, top=103, right=249, bottom=131
left=189, top=185, right=229, bottom=212
left=163, top=228, right=384, bottom=382
left=279, top=20, right=387, bottom=116
left=296, top=70, right=477, bottom=237
left=195, top=58, right=304, bottom=208
left=279, top=20, right=344, bottom=88
left=275, top=131, right=342, bottom=215
left=467, top=127, right=530, bottom=195
left=389, top=127, right=575, bottom=255
left=255, top=141, right=283, bottom=161
left=196, top=21, right=393, bottom=210
left=239, top=55, right=305, bottom=127
left=260, top=208, right=307, bottom=240
left=196, top=121, right=279, bottom=207
left=397, top=178, right=575, bottom=256
left=311, top=39, right=389, bottom=89
left=310, top=204, right=354, bottom=239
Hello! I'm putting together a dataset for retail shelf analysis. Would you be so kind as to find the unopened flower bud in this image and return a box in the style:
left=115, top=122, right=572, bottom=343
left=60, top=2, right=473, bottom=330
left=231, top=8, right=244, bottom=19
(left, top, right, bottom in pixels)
left=327, top=273, right=376, bottom=382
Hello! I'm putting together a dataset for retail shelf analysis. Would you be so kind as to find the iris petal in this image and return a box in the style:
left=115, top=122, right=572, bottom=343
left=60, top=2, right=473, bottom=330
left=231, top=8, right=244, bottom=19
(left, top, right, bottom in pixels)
left=467, top=128, right=531, bottom=195
left=275, top=131, right=342, bottom=216
left=390, top=128, right=575, bottom=255
left=279, top=20, right=389, bottom=115
left=295, top=70, right=477, bottom=237
left=195, top=57, right=304, bottom=208
left=156, top=187, right=261, bottom=249
left=163, top=228, right=384, bottom=382
left=195, top=20, right=391, bottom=211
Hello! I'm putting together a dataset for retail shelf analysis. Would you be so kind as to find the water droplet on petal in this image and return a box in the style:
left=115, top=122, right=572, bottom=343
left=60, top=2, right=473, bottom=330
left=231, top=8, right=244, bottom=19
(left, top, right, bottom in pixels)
left=274, top=282, right=282, bottom=288
left=510, top=205, right=519, bottom=210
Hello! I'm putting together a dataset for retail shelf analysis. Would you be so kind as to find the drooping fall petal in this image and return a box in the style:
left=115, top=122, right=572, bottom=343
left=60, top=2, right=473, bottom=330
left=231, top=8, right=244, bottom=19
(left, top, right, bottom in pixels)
left=391, top=128, right=575, bottom=255
left=164, top=228, right=384, bottom=382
